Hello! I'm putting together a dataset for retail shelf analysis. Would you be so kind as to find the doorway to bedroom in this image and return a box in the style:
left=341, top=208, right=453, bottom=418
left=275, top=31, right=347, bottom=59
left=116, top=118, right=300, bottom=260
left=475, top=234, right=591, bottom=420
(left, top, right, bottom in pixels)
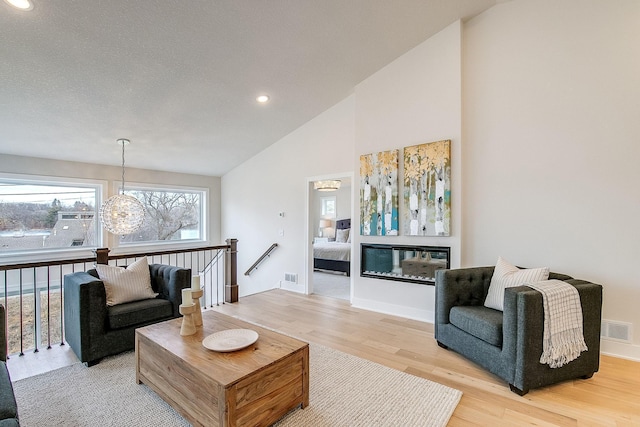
left=307, top=174, right=353, bottom=301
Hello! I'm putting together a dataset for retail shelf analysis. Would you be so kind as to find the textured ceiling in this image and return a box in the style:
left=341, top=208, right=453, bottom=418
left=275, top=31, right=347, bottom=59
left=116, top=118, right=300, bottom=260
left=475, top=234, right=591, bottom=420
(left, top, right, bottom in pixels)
left=0, top=0, right=498, bottom=176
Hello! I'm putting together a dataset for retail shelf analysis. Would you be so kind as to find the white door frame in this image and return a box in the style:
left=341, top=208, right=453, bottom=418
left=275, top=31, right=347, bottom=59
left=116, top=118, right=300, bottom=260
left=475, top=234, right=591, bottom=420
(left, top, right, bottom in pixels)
left=304, top=172, right=355, bottom=300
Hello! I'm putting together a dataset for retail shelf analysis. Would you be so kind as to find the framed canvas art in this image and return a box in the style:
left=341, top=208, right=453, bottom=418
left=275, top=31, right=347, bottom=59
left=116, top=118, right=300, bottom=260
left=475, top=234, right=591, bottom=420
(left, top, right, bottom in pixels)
left=403, top=140, right=451, bottom=236
left=360, top=149, right=399, bottom=236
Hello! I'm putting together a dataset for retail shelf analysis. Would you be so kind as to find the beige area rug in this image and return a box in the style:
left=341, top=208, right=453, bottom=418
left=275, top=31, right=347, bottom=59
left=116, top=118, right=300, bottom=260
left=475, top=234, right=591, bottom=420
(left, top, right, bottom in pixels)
left=13, top=344, right=461, bottom=427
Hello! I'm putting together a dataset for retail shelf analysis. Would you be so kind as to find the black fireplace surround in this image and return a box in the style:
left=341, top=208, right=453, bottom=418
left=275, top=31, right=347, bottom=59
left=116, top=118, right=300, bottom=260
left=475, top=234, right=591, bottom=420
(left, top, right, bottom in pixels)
left=360, top=244, right=450, bottom=285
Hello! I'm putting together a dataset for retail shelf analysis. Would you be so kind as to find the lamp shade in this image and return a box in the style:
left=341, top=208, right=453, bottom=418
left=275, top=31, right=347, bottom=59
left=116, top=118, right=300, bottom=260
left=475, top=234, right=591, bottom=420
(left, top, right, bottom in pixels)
left=314, top=180, right=341, bottom=191
left=99, top=194, right=145, bottom=236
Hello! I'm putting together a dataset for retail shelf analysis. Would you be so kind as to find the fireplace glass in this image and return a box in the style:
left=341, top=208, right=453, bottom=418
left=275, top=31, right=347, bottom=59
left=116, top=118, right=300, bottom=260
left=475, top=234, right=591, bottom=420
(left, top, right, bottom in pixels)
left=360, top=244, right=450, bottom=285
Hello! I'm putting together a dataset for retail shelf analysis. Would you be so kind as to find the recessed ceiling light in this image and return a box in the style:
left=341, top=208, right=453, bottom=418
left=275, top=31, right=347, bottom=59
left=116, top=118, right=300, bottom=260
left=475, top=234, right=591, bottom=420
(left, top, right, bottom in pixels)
left=3, top=0, right=34, bottom=11
left=256, top=95, right=270, bottom=103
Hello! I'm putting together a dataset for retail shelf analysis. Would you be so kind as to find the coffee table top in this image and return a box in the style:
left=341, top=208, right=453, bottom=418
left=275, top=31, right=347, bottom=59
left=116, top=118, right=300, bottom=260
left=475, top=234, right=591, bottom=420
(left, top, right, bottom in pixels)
left=136, top=310, right=308, bottom=387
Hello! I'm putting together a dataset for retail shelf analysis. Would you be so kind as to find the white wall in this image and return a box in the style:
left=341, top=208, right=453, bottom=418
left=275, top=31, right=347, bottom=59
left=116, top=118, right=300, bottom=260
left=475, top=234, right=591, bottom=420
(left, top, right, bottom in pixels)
left=0, top=154, right=222, bottom=258
left=221, top=0, right=640, bottom=360
left=221, top=97, right=355, bottom=295
left=462, top=0, right=640, bottom=359
left=351, top=21, right=463, bottom=321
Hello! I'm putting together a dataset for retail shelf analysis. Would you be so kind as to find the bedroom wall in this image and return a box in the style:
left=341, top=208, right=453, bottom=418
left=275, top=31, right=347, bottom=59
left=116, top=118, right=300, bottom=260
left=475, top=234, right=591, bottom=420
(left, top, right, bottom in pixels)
left=0, top=153, right=221, bottom=261
left=462, top=0, right=640, bottom=359
left=311, top=184, right=351, bottom=240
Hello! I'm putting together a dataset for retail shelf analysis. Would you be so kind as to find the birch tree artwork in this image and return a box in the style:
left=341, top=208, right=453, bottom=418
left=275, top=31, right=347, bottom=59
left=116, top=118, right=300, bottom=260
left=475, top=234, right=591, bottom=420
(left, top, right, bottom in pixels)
left=359, top=149, right=399, bottom=236
left=403, top=140, right=451, bottom=236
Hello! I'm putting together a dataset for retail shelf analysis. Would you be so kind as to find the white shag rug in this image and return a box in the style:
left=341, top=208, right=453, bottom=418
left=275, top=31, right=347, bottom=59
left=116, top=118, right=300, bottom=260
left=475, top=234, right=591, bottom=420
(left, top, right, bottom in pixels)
left=13, top=344, right=461, bottom=427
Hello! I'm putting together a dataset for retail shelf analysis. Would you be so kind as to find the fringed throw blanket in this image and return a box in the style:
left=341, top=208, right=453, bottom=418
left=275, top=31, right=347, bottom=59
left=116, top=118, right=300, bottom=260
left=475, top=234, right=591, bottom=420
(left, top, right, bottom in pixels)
left=527, top=279, right=588, bottom=368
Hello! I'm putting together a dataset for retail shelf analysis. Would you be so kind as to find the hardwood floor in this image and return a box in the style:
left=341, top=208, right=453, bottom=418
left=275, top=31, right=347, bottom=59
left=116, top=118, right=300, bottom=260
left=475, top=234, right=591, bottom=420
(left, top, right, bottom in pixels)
left=211, top=290, right=639, bottom=427
left=8, top=289, right=640, bottom=426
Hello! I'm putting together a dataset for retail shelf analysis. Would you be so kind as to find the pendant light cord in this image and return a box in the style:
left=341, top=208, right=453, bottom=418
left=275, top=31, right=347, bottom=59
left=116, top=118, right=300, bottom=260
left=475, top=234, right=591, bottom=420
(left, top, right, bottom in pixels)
left=121, top=140, right=125, bottom=195
left=118, top=138, right=129, bottom=195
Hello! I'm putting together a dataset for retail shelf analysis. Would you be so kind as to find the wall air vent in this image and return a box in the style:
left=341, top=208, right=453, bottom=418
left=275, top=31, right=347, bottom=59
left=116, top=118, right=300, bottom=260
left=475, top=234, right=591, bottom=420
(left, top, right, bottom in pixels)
left=601, top=319, right=632, bottom=343
left=284, top=272, right=298, bottom=284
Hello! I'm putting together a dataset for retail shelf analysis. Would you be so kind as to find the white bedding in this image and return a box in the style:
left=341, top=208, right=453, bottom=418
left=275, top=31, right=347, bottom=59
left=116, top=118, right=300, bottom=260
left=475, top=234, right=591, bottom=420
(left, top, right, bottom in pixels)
left=313, top=242, right=351, bottom=261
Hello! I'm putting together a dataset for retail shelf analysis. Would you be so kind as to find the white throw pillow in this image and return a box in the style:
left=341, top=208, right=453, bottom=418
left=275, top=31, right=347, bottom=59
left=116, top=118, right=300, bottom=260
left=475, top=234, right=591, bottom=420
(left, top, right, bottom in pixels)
left=484, top=256, right=549, bottom=311
left=96, top=257, right=157, bottom=306
left=336, top=228, right=350, bottom=243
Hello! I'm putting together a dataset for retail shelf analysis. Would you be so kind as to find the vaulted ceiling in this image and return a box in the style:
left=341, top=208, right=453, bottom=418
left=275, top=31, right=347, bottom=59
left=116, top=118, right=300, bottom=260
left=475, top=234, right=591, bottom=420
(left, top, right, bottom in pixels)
left=0, top=0, right=499, bottom=176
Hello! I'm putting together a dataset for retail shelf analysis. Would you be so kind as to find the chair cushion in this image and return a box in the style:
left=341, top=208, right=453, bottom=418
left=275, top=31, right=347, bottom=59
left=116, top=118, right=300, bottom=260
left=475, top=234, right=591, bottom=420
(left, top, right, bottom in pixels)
left=107, top=298, right=173, bottom=330
left=484, top=256, right=549, bottom=311
left=450, top=305, right=504, bottom=347
left=0, top=362, right=18, bottom=421
left=96, top=257, right=158, bottom=306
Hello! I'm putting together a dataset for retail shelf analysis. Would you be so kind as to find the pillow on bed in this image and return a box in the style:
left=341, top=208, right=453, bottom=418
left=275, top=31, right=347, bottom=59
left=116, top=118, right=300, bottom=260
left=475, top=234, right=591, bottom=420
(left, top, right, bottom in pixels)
left=336, top=228, right=350, bottom=243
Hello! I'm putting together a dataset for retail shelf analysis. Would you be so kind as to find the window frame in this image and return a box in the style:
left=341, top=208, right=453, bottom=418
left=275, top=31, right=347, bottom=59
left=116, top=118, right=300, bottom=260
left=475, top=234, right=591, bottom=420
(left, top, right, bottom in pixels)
left=321, top=196, right=337, bottom=219
left=0, top=172, right=106, bottom=263
left=111, top=181, right=208, bottom=252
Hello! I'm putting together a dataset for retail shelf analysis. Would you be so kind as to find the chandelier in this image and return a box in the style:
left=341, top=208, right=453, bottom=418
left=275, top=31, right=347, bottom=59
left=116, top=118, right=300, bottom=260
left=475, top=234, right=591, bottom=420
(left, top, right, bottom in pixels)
left=313, top=180, right=341, bottom=191
left=99, top=139, right=145, bottom=236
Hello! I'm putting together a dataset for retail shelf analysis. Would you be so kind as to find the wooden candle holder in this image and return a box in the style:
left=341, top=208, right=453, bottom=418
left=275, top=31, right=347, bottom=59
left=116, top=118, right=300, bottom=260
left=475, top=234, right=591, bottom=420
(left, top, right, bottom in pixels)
left=179, top=303, right=197, bottom=336
left=191, top=288, right=203, bottom=327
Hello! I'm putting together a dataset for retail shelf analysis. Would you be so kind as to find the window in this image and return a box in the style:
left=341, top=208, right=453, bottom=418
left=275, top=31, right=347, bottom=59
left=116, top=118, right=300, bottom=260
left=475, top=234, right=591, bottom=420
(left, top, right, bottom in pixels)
left=0, top=176, right=101, bottom=253
left=321, top=196, right=336, bottom=218
left=118, top=185, right=206, bottom=245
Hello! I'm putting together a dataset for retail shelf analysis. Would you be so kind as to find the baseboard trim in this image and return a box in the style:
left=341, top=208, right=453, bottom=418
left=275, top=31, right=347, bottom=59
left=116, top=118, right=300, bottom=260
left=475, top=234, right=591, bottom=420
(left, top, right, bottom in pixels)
left=351, top=297, right=434, bottom=323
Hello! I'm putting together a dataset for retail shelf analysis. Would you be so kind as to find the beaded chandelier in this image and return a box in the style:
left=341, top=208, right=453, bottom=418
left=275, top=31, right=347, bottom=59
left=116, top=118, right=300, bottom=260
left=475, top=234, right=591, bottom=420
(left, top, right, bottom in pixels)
left=99, top=139, right=145, bottom=236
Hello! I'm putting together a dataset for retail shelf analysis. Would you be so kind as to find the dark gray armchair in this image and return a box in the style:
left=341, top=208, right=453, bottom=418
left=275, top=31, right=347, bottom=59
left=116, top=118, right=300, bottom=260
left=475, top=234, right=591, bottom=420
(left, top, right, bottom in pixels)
left=64, top=263, right=191, bottom=366
left=435, top=267, right=602, bottom=395
left=0, top=305, right=19, bottom=426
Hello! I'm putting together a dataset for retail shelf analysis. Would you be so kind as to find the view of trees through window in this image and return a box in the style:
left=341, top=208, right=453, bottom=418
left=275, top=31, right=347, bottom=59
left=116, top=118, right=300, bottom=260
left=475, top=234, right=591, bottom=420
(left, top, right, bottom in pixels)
left=0, top=181, right=99, bottom=252
left=120, top=188, right=203, bottom=244
left=0, top=180, right=205, bottom=252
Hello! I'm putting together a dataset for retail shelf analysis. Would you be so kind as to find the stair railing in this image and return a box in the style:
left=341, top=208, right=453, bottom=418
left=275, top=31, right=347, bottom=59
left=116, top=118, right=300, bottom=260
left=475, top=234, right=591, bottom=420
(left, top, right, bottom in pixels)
left=245, top=243, right=278, bottom=276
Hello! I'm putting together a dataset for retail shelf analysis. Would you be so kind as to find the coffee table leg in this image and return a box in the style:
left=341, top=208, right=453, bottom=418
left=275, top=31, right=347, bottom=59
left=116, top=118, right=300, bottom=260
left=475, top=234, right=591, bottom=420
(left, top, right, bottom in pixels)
left=135, top=333, right=141, bottom=384
left=302, top=346, right=309, bottom=408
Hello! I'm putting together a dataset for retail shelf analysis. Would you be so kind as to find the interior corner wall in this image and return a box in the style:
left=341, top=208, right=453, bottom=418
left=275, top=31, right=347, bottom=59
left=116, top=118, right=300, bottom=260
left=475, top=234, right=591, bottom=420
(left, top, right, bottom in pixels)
left=221, top=0, right=639, bottom=361
left=351, top=21, right=463, bottom=321
left=462, top=0, right=640, bottom=360
left=221, top=96, right=355, bottom=296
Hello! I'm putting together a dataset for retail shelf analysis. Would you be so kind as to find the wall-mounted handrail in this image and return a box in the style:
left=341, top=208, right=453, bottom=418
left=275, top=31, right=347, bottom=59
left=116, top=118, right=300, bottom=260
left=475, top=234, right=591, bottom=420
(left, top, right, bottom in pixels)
left=245, top=243, right=278, bottom=276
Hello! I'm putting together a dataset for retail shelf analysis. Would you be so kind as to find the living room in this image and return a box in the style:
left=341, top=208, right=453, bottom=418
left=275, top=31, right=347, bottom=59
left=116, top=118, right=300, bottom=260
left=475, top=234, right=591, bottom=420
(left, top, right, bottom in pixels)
left=1, top=0, right=639, bottom=425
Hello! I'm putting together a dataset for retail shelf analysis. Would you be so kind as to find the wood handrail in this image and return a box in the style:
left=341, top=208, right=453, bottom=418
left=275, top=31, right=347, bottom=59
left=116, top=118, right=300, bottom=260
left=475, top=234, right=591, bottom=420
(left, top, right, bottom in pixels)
left=244, top=243, right=278, bottom=276
left=0, top=244, right=229, bottom=271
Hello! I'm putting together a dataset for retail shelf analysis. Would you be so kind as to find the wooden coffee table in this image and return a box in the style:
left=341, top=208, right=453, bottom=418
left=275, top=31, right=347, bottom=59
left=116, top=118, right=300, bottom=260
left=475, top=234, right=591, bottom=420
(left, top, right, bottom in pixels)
left=135, top=310, right=309, bottom=427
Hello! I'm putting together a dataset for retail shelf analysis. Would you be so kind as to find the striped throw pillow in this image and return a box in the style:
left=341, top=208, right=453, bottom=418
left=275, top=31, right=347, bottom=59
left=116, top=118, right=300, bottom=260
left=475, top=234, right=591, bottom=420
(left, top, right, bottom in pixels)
left=96, top=257, right=158, bottom=306
left=484, top=256, right=549, bottom=311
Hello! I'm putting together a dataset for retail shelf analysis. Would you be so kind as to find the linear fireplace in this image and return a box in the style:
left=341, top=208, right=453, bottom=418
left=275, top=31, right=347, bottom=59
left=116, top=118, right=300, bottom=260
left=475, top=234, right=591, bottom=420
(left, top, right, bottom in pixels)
left=360, top=244, right=450, bottom=285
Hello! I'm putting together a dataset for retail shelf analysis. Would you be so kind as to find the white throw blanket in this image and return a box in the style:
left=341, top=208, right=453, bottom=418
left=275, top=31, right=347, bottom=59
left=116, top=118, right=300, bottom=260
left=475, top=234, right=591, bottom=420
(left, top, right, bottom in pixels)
left=527, top=279, right=588, bottom=368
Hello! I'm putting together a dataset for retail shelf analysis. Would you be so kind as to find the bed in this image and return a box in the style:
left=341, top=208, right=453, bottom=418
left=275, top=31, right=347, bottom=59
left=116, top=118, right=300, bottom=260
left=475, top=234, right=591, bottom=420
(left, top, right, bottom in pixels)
left=313, top=218, right=351, bottom=276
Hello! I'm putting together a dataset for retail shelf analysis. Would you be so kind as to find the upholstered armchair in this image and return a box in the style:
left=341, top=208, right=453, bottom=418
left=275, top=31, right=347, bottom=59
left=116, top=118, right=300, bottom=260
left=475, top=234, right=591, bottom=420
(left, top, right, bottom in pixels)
left=0, top=304, right=20, bottom=426
left=64, top=262, right=191, bottom=366
left=435, top=266, right=602, bottom=395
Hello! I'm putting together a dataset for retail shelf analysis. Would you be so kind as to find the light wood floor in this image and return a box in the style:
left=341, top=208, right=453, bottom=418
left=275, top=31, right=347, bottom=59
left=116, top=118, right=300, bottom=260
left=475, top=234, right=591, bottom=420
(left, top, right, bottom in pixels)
left=8, top=289, right=640, bottom=426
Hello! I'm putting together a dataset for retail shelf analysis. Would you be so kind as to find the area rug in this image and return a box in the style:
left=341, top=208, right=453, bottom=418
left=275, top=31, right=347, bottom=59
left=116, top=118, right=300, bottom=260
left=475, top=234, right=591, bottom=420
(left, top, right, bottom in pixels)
left=13, top=344, right=461, bottom=427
